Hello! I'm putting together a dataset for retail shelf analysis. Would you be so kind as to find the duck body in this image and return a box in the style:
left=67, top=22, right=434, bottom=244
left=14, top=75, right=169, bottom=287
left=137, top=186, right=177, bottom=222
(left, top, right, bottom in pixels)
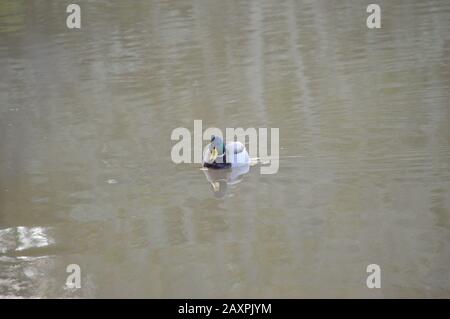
left=203, top=136, right=250, bottom=169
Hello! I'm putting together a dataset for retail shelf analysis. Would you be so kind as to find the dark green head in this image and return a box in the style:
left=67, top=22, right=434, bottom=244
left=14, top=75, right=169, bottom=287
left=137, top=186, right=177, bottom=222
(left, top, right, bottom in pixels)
left=209, top=135, right=225, bottom=155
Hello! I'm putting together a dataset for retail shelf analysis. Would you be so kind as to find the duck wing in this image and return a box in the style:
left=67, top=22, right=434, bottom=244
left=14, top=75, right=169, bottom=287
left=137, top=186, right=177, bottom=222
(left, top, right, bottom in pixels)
left=226, top=141, right=245, bottom=154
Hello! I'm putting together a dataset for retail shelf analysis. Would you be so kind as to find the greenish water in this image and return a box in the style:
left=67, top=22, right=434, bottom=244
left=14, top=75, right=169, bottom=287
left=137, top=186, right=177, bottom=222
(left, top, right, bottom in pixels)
left=0, top=0, right=449, bottom=298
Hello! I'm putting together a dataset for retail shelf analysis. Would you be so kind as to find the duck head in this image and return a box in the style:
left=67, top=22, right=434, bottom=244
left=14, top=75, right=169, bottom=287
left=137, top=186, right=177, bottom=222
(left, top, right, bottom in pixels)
left=209, top=135, right=225, bottom=162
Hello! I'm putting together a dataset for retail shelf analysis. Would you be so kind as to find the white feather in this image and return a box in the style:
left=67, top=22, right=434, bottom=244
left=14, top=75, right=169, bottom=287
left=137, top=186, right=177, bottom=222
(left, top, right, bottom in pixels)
left=202, top=141, right=250, bottom=167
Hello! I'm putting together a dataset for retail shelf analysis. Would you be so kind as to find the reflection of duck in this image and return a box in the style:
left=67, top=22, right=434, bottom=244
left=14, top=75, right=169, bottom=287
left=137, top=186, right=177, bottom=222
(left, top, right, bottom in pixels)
left=202, top=164, right=250, bottom=198
left=202, top=135, right=249, bottom=169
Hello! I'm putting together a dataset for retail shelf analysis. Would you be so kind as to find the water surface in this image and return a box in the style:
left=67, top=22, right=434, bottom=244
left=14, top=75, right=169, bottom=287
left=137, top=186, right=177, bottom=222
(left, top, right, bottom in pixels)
left=0, top=0, right=449, bottom=298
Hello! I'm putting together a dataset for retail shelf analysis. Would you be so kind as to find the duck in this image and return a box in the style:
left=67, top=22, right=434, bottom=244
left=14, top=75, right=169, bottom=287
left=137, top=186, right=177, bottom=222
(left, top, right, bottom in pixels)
left=202, top=135, right=250, bottom=169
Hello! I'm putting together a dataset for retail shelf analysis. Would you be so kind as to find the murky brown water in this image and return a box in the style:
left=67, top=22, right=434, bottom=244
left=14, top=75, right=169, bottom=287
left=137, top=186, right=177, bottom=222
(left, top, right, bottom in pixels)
left=1, top=0, right=449, bottom=298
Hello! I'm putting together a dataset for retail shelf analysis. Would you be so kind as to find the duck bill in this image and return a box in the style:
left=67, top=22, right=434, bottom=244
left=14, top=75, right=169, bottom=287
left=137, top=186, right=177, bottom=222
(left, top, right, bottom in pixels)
left=210, top=148, right=218, bottom=162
